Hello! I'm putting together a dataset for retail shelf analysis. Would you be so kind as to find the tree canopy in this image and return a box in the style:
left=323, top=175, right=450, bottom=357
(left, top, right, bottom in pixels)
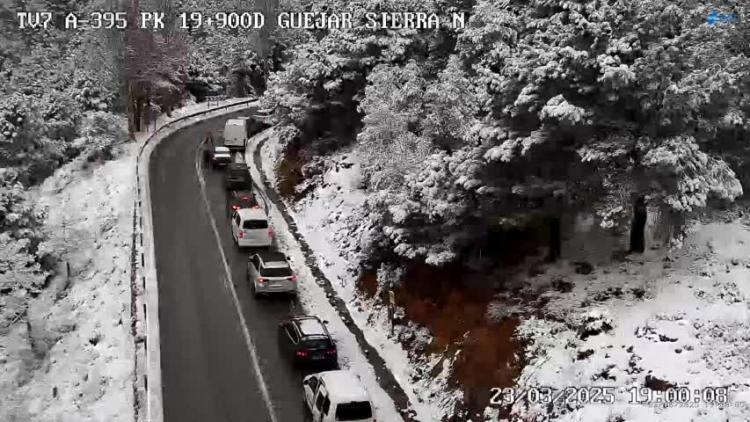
left=263, top=0, right=749, bottom=265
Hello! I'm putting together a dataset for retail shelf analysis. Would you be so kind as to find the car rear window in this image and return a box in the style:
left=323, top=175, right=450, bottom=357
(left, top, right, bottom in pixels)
left=234, top=194, right=255, bottom=204
left=260, top=266, right=292, bottom=277
left=229, top=168, right=250, bottom=177
left=242, top=219, right=268, bottom=229
left=300, top=338, right=332, bottom=350
left=335, top=401, right=372, bottom=421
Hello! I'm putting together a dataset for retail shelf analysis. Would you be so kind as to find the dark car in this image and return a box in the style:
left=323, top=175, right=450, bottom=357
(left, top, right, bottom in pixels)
left=202, top=133, right=232, bottom=169
left=278, top=316, right=338, bottom=368
left=224, top=163, right=252, bottom=190
left=227, top=189, right=259, bottom=216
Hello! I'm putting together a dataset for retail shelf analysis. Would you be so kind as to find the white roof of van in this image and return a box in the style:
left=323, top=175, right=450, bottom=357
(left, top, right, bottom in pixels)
left=237, top=207, right=267, bottom=219
left=318, top=370, right=370, bottom=402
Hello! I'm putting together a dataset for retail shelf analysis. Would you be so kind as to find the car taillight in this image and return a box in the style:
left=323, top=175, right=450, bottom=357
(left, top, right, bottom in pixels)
left=296, top=350, right=308, bottom=357
left=232, top=205, right=240, bottom=210
left=325, top=349, right=336, bottom=355
left=238, top=231, right=244, bottom=238
left=258, top=277, right=267, bottom=284
left=289, top=275, right=297, bottom=282
left=268, top=228, right=274, bottom=237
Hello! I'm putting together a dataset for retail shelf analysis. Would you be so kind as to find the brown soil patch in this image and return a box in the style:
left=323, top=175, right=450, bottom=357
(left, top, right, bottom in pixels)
left=395, top=261, right=527, bottom=419
left=357, top=271, right=379, bottom=299
left=276, top=144, right=308, bottom=201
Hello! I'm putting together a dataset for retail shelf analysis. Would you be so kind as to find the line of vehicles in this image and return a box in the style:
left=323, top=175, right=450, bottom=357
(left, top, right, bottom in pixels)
left=201, top=116, right=377, bottom=422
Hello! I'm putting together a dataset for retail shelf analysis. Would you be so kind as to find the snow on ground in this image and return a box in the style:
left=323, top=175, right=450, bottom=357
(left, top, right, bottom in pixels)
left=507, top=219, right=750, bottom=421
left=258, top=126, right=750, bottom=422
left=133, top=96, right=252, bottom=143
left=257, top=129, right=459, bottom=420
left=247, top=130, right=406, bottom=422
left=0, top=140, right=137, bottom=422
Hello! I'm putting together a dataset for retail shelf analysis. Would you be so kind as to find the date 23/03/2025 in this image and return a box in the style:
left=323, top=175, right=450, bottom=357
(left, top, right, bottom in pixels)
left=490, top=386, right=734, bottom=407
left=490, top=386, right=618, bottom=406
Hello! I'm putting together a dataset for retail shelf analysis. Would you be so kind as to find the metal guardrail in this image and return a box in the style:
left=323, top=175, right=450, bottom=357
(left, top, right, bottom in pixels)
left=205, top=95, right=227, bottom=107
left=131, top=97, right=257, bottom=422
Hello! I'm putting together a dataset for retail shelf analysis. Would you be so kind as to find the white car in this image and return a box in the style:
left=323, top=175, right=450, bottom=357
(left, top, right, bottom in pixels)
left=302, top=370, right=375, bottom=422
left=230, top=207, right=273, bottom=248
left=248, top=252, right=297, bottom=297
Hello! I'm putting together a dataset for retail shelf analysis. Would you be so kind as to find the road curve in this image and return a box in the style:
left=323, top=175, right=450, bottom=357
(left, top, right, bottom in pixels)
left=149, top=112, right=306, bottom=422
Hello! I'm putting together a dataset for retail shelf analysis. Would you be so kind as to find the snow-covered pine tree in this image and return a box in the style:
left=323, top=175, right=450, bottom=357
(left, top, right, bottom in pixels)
left=458, top=0, right=746, bottom=253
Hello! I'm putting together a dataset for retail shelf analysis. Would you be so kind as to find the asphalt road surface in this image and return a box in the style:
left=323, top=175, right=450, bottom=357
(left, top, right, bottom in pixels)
left=150, top=112, right=307, bottom=422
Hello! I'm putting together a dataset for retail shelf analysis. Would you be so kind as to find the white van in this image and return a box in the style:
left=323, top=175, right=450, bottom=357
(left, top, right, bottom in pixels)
left=223, top=117, right=252, bottom=151
left=231, top=207, right=273, bottom=248
left=302, top=370, right=375, bottom=422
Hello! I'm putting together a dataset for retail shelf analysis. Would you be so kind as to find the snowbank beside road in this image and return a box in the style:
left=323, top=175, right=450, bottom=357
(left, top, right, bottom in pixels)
left=0, top=98, right=255, bottom=422
left=0, top=140, right=137, bottom=422
left=247, top=130, right=408, bottom=422
left=257, top=130, right=459, bottom=421
left=258, top=125, right=750, bottom=422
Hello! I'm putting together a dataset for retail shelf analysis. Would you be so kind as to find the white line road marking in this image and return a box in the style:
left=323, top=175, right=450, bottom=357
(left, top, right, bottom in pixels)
left=194, top=140, right=278, bottom=422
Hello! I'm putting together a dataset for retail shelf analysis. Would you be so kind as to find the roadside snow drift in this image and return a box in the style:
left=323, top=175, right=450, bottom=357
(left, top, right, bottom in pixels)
left=256, top=129, right=459, bottom=420
left=0, top=142, right=137, bottom=422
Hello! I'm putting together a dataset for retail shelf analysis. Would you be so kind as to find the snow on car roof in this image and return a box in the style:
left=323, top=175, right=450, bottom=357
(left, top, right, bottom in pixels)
left=263, top=261, right=290, bottom=269
left=237, top=207, right=266, bottom=219
left=297, top=318, right=327, bottom=336
left=318, top=370, right=370, bottom=402
left=258, top=251, right=286, bottom=261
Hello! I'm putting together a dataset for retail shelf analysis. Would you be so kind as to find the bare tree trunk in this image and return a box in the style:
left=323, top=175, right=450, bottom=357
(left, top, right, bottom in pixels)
left=127, top=82, right=135, bottom=138
left=255, top=0, right=279, bottom=69
left=132, top=93, right=144, bottom=132
left=547, top=215, right=561, bottom=262
left=629, top=195, right=647, bottom=253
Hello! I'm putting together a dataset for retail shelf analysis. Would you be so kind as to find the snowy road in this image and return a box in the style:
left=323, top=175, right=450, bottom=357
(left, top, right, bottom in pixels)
left=148, top=113, right=305, bottom=422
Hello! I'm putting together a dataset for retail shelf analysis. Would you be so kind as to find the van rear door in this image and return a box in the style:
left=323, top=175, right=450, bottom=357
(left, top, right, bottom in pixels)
left=242, top=218, right=271, bottom=243
left=223, top=119, right=247, bottom=149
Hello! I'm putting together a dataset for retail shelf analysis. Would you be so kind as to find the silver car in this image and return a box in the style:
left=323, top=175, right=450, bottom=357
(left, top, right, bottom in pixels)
left=248, top=252, right=298, bottom=297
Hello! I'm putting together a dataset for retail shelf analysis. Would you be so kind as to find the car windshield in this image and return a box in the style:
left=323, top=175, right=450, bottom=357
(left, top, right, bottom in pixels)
left=243, top=220, right=268, bottom=229
left=260, top=266, right=292, bottom=277
left=300, top=338, right=331, bottom=350
left=335, top=401, right=372, bottom=421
